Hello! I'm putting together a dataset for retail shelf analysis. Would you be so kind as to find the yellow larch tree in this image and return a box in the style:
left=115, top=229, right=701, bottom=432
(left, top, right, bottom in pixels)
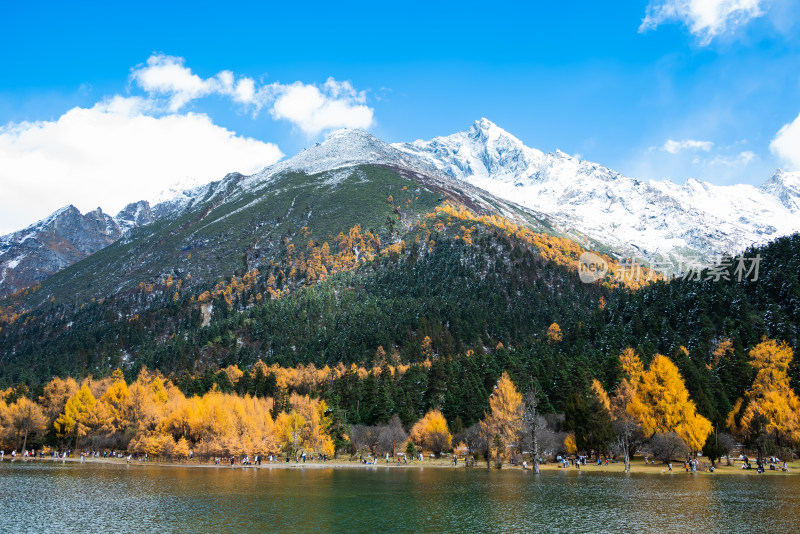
left=619, top=348, right=644, bottom=387
left=40, top=376, right=79, bottom=423
left=7, top=397, right=47, bottom=452
left=564, top=433, right=577, bottom=454
left=727, top=338, right=800, bottom=447
left=546, top=323, right=562, bottom=343
left=54, top=385, right=97, bottom=449
left=591, top=379, right=611, bottom=413
left=480, top=372, right=523, bottom=460
left=275, top=411, right=306, bottom=458
left=627, top=354, right=712, bottom=452
left=100, top=376, right=130, bottom=434
left=410, top=409, right=451, bottom=455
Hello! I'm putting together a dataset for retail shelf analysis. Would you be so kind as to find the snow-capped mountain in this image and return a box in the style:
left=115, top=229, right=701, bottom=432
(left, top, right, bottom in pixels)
left=0, top=202, right=154, bottom=298
left=3, top=119, right=800, bottom=299
left=395, top=118, right=800, bottom=266
left=152, top=127, right=532, bottom=224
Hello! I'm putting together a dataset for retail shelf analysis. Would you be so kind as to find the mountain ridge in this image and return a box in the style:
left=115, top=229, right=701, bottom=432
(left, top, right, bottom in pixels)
left=0, top=201, right=154, bottom=298
left=394, top=118, right=800, bottom=264
left=2, top=119, right=799, bottom=298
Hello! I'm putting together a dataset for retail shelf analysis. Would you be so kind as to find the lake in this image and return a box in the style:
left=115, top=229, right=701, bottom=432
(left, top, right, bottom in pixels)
left=0, top=461, right=797, bottom=533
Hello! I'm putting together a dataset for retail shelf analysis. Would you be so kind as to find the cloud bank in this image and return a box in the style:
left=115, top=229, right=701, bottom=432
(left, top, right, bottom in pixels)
left=0, top=96, right=283, bottom=235
left=0, top=54, right=376, bottom=234
left=130, top=54, right=375, bottom=136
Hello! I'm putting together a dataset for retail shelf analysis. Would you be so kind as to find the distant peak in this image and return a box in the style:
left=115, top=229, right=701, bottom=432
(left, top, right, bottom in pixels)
left=324, top=128, right=374, bottom=141
left=468, top=118, right=522, bottom=145
left=52, top=204, right=82, bottom=218
left=472, top=117, right=499, bottom=131
left=84, top=208, right=105, bottom=222
left=763, top=168, right=800, bottom=186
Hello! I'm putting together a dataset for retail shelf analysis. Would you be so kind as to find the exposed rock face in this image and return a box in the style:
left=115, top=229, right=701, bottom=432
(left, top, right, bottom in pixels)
left=115, top=200, right=155, bottom=234
left=0, top=202, right=154, bottom=298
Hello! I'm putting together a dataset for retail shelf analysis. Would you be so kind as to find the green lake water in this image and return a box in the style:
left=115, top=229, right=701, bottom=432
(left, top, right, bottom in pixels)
left=0, top=460, right=797, bottom=533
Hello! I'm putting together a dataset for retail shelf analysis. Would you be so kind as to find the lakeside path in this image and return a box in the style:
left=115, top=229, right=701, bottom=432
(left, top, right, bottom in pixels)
left=5, top=456, right=798, bottom=475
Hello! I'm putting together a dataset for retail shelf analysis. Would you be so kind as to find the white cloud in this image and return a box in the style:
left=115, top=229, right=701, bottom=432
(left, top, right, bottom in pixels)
left=709, top=150, right=757, bottom=167
left=662, top=138, right=714, bottom=154
left=0, top=96, right=283, bottom=234
left=131, top=54, right=374, bottom=136
left=270, top=78, right=374, bottom=137
left=770, top=112, right=800, bottom=170
left=130, top=55, right=259, bottom=112
left=640, top=0, right=764, bottom=44
left=0, top=54, right=375, bottom=233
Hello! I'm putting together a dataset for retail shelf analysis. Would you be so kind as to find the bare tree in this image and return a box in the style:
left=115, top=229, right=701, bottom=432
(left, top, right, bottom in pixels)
left=646, top=432, right=689, bottom=464
left=609, top=380, right=645, bottom=472
left=612, top=416, right=645, bottom=472
left=378, top=415, right=407, bottom=456
left=350, top=425, right=381, bottom=457
left=454, top=423, right=487, bottom=466
left=539, top=428, right=567, bottom=458
left=521, top=386, right=543, bottom=473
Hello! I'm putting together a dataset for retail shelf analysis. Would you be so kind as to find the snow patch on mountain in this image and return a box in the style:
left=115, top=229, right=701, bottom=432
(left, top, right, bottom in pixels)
left=240, top=128, right=437, bottom=191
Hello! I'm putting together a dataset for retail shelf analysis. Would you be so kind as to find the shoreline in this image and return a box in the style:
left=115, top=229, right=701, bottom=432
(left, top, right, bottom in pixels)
left=3, top=456, right=796, bottom=475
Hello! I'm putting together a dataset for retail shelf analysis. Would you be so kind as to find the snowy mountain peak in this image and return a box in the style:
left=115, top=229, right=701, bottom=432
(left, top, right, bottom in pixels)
left=397, top=119, right=800, bottom=264
left=760, top=169, right=800, bottom=213
left=469, top=118, right=504, bottom=139
left=245, top=128, right=434, bottom=187
left=395, top=119, right=544, bottom=184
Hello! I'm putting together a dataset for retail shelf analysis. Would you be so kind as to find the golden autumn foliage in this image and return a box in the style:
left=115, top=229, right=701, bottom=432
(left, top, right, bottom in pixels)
left=727, top=339, right=800, bottom=445
left=480, top=372, right=522, bottom=454
left=564, top=433, right=577, bottom=454
left=152, top=389, right=278, bottom=458
left=610, top=378, right=637, bottom=422
left=1, top=366, right=348, bottom=459
left=2, top=397, right=47, bottom=451
left=54, top=385, right=98, bottom=448
left=546, top=323, right=563, bottom=343
left=287, top=393, right=335, bottom=456
left=591, top=379, right=611, bottom=414
left=619, top=348, right=644, bottom=387
left=421, top=336, right=434, bottom=359
left=410, top=409, right=452, bottom=454
left=627, top=354, right=712, bottom=451
left=40, top=376, right=79, bottom=421
left=432, top=202, right=659, bottom=289
left=708, top=337, right=734, bottom=370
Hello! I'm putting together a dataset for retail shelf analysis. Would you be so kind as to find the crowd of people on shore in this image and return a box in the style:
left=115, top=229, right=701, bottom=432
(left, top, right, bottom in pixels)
left=1, top=446, right=796, bottom=476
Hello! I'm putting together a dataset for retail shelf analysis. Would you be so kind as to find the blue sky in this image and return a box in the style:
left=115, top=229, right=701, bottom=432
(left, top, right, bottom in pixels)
left=1, top=0, right=799, bottom=233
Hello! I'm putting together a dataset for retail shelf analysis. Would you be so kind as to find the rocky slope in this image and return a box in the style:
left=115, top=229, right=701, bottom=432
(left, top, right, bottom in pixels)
left=0, top=201, right=154, bottom=298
